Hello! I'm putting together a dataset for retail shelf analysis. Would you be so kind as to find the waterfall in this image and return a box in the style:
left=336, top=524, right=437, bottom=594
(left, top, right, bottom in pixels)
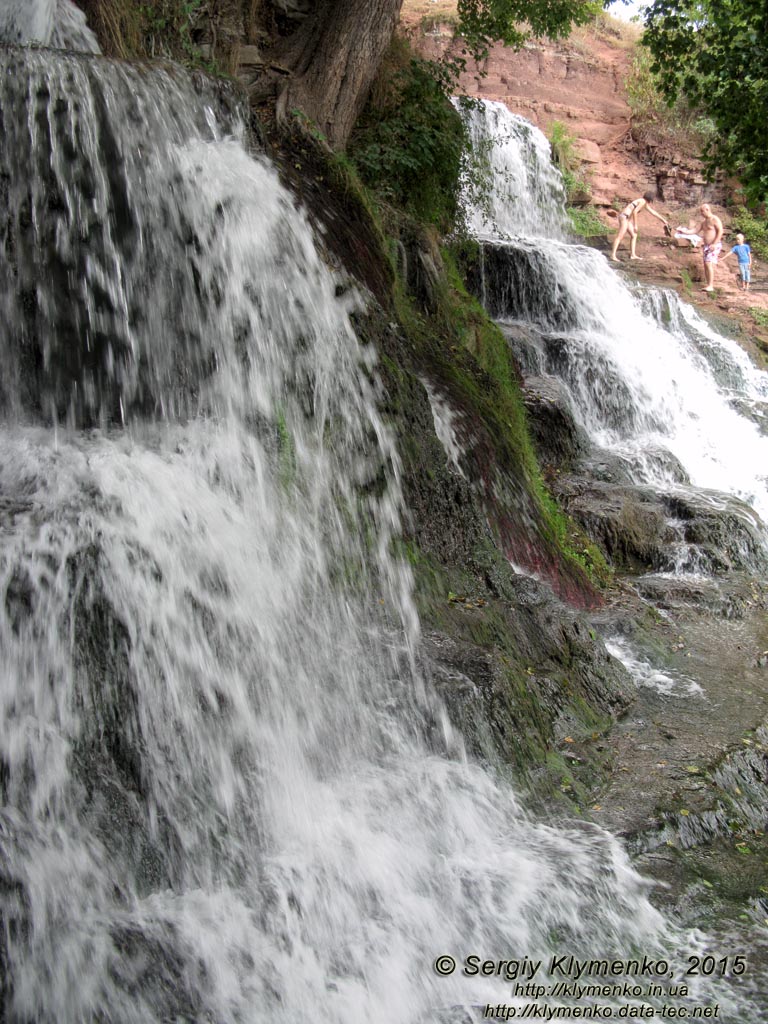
left=0, top=42, right=759, bottom=1024
left=461, top=100, right=768, bottom=532
left=456, top=99, right=568, bottom=241
left=0, top=0, right=100, bottom=52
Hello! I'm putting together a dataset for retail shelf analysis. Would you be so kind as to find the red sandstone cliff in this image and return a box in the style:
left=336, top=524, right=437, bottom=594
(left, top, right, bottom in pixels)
left=401, top=4, right=768, bottom=354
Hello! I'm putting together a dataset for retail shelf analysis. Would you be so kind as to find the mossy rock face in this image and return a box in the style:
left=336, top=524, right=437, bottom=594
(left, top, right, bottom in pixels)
left=268, top=119, right=631, bottom=789
left=268, top=121, right=394, bottom=307
left=354, top=301, right=631, bottom=790
left=420, top=579, right=634, bottom=786
left=553, top=478, right=674, bottom=573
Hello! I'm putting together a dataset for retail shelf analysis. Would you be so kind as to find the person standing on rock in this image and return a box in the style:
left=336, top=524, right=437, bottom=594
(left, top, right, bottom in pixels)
left=723, top=233, right=753, bottom=291
left=696, top=203, right=724, bottom=292
left=610, top=191, right=670, bottom=262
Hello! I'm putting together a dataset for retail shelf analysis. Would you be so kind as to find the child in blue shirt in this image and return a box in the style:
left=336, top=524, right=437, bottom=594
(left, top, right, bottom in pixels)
left=723, top=233, right=753, bottom=290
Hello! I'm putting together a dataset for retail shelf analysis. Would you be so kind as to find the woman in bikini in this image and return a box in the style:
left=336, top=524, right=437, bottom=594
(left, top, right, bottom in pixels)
left=610, top=191, right=670, bottom=262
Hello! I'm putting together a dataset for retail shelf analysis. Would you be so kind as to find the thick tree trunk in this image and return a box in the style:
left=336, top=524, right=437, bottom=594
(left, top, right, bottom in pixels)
left=209, top=0, right=243, bottom=75
left=272, top=0, right=404, bottom=149
left=242, top=0, right=263, bottom=43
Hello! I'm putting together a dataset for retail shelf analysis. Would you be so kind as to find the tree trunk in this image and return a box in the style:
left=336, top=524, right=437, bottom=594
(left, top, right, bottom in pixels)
left=242, top=0, right=263, bottom=43
left=271, top=0, right=404, bottom=149
left=209, top=0, right=243, bottom=75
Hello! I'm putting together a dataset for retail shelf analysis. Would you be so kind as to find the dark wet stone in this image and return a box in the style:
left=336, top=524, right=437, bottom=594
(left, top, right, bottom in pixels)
left=552, top=476, right=673, bottom=572
left=663, top=489, right=767, bottom=572
left=521, top=374, right=589, bottom=470
left=553, top=474, right=767, bottom=576
left=728, top=397, right=768, bottom=436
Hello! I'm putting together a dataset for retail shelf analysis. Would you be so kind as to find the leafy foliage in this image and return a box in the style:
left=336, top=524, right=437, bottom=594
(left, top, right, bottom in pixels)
left=548, top=120, right=580, bottom=174
left=730, top=207, right=768, bottom=260
left=643, top=0, right=768, bottom=201
left=624, top=48, right=715, bottom=150
left=349, top=45, right=466, bottom=230
left=456, top=0, right=603, bottom=64
left=567, top=206, right=607, bottom=237
left=81, top=0, right=212, bottom=64
left=547, top=121, right=591, bottom=202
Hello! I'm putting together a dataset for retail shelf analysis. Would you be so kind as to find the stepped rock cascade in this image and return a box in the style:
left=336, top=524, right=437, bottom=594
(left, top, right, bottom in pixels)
left=0, top=0, right=100, bottom=52
left=462, top=101, right=768, bottom=538
left=0, top=47, right=759, bottom=1024
left=457, top=99, right=568, bottom=241
left=0, top=48, right=249, bottom=425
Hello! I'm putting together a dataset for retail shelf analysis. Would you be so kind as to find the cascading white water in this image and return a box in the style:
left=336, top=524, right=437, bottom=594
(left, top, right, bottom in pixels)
left=0, top=44, right=760, bottom=1024
left=456, top=99, right=568, bottom=241
left=463, top=100, right=768, bottom=532
left=0, top=0, right=100, bottom=52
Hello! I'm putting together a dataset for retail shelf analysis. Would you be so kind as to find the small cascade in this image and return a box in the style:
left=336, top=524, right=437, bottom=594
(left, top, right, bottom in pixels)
left=455, top=98, right=568, bottom=240
left=421, top=378, right=467, bottom=478
left=461, top=101, right=768, bottom=544
left=605, top=636, right=703, bottom=698
left=0, top=0, right=100, bottom=52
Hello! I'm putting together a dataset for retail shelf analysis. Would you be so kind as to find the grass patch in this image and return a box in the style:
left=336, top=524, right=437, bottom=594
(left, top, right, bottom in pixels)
left=568, top=205, right=607, bottom=238
left=680, top=267, right=695, bottom=295
left=402, top=0, right=459, bottom=23
left=570, top=9, right=642, bottom=51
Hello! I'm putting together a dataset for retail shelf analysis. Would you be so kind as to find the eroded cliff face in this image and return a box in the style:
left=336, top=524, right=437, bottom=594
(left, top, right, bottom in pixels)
left=406, top=9, right=768, bottom=354
left=413, top=20, right=726, bottom=210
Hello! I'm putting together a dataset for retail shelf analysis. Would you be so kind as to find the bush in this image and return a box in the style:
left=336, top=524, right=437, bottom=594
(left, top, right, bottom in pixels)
left=548, top=121, right=591, bottom=203
left=79, top=0, right=224, bottom=67
left=349, top=40, right=466, bottom=232
left=624, top=48, right=713, bottom=151
left=548, top=120, right=579, bottom=175
left=729, top=207, right=768, bottom=260
left=567, top=206, right=606, bottom=238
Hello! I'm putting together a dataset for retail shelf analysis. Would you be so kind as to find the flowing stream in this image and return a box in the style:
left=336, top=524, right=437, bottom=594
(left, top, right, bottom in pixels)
left=461, top=100, right=768, bottom=533
left=0, top=27, right=762, bottom=1024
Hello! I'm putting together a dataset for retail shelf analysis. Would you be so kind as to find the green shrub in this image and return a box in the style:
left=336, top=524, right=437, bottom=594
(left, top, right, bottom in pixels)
left=567, top=206, right=606, bottom=238
left=548, top=121, right=578, bottom=171
left=349, top=41, right=466, bottom=231
left=548, top=121, right=591, bottom=204
left=625, top=48, right=713, bottom=151
left=730, top=207, right=768, bottom=260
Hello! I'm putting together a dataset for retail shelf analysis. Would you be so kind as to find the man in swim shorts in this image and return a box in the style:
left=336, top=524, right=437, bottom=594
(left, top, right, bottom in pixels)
left=610, top=191, right=670, bottom=261
left=696, top=203, right=724, bottom=292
